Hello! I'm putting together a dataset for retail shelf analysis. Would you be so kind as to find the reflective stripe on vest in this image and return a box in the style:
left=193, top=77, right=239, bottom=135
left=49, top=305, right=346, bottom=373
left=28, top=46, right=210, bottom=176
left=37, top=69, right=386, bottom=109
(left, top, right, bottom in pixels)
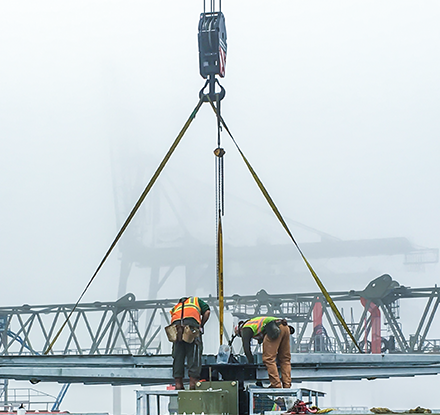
left=170, top=297, right=202, bottom=324
left=242, top=316, right=278, bottom=336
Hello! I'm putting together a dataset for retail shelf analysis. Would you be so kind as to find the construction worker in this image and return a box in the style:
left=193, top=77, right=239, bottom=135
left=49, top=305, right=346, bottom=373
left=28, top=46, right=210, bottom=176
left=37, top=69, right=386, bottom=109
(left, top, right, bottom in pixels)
left=235, top=316, right=294, bottom=388
left=169, top=296, right=210, bottom=390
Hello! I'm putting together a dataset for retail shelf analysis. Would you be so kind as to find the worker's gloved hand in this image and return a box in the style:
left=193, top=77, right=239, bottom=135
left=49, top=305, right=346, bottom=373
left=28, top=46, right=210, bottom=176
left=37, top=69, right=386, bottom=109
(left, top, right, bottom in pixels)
left=199, top=326, right=204, bottom=335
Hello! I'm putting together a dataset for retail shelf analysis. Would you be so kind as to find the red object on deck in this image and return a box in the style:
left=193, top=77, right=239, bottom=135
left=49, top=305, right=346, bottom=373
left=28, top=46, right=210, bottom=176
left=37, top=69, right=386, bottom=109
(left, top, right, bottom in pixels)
left=313, top=301, right=322, bottom=328
left=361, top=297, right=381, bottom=353
left=289, top=399, right=318, bottom=414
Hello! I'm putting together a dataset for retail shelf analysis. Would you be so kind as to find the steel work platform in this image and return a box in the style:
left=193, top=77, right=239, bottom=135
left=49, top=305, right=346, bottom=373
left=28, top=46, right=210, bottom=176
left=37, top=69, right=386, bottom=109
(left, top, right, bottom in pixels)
left=135, top=386, right=325, bottom=415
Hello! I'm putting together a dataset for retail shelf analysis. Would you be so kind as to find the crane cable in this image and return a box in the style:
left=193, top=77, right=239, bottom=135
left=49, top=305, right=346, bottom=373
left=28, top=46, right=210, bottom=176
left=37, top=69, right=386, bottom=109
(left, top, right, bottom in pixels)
left=214, top=94, right=225, bottom=345
left=203, top=0, right=221, bottom=13
left=207, top=99, right=362, bottom=353
left=43, top=97, right=204, bottom=355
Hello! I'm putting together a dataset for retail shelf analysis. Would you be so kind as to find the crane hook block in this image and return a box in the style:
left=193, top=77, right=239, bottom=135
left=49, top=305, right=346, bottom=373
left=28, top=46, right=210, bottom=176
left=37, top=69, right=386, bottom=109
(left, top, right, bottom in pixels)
left=198, top=12, right=227, bottom=79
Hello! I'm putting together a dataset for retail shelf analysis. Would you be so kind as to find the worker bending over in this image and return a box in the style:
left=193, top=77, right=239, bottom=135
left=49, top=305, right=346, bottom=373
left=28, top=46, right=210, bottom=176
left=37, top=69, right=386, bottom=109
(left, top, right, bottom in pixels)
left=235, top=316, right=294, bottom=388
left=168, top=296, right=210, bottom=390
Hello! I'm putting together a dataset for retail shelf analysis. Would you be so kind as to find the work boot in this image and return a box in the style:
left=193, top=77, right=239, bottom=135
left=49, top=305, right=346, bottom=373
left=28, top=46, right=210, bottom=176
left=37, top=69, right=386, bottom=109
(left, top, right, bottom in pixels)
left=175, top=377, right=184, bottom=390
left=189, top=377, right=198, bottom=390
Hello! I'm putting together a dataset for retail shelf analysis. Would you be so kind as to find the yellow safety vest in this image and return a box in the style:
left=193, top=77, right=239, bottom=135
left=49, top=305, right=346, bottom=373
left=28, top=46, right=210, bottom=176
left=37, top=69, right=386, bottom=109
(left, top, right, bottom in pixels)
left=242, top=316, right=278, bottom=337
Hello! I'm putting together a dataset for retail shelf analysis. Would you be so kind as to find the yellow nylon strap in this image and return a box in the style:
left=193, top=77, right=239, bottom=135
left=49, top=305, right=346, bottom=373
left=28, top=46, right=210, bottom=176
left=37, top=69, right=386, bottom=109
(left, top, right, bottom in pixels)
left=44, top=98, right=205, bottom=355
left=218, top=215, right=224, bottom=345
left=208, top=101, right=361, bottom=353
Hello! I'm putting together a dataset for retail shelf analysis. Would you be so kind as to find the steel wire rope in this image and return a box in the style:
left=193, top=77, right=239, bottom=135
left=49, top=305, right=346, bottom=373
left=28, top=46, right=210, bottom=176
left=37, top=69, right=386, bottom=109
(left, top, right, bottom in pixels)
left=43, top=97, right=205, bottom=355
left=207, top=99, right=362, bottom=353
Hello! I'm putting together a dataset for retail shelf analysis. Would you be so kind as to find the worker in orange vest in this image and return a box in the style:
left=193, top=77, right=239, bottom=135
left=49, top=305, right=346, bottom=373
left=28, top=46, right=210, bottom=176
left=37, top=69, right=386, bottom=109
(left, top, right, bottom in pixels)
left=169, top=296, right=210, bottom=390
left=235, top=316, right=294, bottom=388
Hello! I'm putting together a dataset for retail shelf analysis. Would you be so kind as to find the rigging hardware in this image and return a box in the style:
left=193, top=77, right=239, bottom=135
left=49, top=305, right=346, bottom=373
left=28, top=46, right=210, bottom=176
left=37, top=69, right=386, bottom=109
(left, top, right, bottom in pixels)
left=198, top=2, right=227, bottom=103
left=198, top=1, right=228, bottom=345
left=44, top=0, right=360, bottom=355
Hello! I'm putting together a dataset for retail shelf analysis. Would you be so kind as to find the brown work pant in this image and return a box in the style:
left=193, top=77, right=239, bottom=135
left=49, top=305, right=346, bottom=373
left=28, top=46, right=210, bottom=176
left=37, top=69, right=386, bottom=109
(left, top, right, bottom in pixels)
left=262, top=324, right=291, bottom=388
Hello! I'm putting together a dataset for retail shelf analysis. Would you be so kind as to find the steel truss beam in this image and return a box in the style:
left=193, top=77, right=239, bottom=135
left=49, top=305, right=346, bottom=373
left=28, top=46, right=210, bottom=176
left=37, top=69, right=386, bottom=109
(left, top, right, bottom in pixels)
left=1, top=354, right=440, bottom=385
left=0, top=279, right=440, bottom=356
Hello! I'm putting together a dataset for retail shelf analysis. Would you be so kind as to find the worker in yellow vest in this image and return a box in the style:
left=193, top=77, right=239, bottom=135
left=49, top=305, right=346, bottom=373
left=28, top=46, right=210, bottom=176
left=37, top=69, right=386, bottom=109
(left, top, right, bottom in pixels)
left=169, top=296, right=210, bottom=390
left=235, top=316, right=294, bottom=388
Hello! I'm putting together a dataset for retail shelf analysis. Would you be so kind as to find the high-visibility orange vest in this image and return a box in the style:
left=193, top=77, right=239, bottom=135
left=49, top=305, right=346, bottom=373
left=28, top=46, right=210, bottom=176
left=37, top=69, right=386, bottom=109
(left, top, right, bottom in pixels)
left=242, top=316, right=278, bottom=337
left=170, top=297, right=202, bottom=324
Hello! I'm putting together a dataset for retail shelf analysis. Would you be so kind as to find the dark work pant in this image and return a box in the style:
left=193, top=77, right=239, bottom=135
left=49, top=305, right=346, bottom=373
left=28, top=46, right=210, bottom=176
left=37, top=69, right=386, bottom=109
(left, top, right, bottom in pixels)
left=172, top=336, right=203, bottom=378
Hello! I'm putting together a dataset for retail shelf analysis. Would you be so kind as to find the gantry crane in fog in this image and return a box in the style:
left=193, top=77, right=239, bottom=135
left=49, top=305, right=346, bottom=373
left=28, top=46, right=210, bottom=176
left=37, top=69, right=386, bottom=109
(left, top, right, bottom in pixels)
left=2, top=1, right=439, bottom=413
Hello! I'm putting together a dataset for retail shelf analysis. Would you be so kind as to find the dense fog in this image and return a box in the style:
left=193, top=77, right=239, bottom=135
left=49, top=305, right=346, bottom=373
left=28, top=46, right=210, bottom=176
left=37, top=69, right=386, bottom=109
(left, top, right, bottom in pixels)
left=0, top=1, right=439, bottom=414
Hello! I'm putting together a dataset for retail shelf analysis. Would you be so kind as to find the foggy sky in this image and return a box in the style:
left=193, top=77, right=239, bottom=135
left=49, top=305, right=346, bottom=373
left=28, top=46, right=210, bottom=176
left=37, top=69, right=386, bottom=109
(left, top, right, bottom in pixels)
left=1, top=0, right=440, bottom=413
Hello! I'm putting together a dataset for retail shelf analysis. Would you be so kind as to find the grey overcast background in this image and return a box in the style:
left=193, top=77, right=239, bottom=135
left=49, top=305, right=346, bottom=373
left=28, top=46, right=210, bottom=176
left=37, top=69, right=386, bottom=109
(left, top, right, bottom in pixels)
left=1, top=0, right=440, bottom=413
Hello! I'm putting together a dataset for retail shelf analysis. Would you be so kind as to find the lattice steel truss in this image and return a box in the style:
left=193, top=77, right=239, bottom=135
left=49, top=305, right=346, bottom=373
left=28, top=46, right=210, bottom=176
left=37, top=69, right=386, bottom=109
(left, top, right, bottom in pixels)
left=0, top=276, right=439, bottom=356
